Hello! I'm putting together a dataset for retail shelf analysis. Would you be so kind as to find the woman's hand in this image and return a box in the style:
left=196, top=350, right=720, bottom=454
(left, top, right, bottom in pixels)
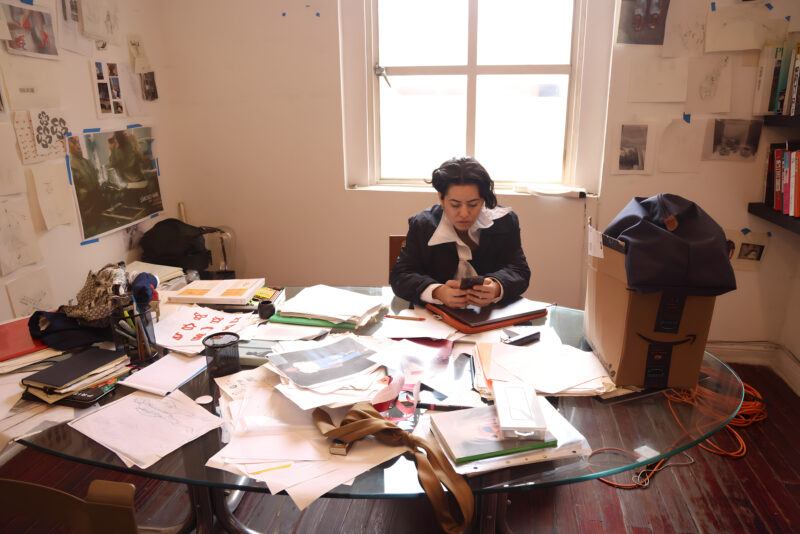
left=467, top=278, right=501, bottom=307
left=433, top=280, right=468, bottom=308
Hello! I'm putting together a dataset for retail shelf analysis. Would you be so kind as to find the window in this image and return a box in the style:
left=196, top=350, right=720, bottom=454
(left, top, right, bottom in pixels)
left=340, top=0, right=614, bottom=193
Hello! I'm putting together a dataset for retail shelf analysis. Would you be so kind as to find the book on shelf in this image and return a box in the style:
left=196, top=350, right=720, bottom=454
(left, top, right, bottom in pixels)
left=783, top=151, right=792, bottom=215
left=790, top=44, right=800, bottom=117
left=773, top=36, right=799, bottom=114
left=429, top=405, right=557, bottom=464
left=754, top=45, right=783, bottom=115
left=169, top=278, right=265, bottom=305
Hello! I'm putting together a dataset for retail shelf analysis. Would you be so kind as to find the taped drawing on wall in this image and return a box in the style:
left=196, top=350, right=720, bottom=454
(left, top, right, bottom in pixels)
left=5, top=266, right=54, bottom=317
left=69, top=127, right=162, bottom=240
left=0, top=1, right=59, bottom=60
left=0, top=123, right=25, bottom=195
left=13, top=110, right=67, bottom=165
left=685, top=55, right=732, bottom=113
left=78, top=0, right=119, bottom=44
left=662, top=0, right=706, bottom=58
left=31, top=160, right=73, bottom=229
left=612, top=123, right=655, bottom=175
left=0, top=195, right=42, bottom=276
left=57, top=0, right=92, bottom=55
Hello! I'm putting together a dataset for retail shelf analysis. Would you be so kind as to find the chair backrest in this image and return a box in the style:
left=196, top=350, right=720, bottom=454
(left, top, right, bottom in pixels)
left=389, top=235, right=407, bottom=277
left=0, top=478, right=138, bottom=533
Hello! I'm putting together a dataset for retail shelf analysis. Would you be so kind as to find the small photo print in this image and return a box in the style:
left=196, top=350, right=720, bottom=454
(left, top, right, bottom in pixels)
left=109, top=77, right=121, bottom=99
left=112, top=100, right=124, bottom=114
left=738, top=243, right=764, bottom=261
left=1, top=3, right=60, bottom=59
left=617, top=0, right=671, bottom=45
left=140, top=72, right=158, bottom=101
left=97, top=83, right=111, bottom=113
left=107, top=63, right=118, bottom=77
left=703, top=119, right=763, bottom=161
left=619, top=124, right=648, bottom=171
left=95, top=61, right=104, bottom=80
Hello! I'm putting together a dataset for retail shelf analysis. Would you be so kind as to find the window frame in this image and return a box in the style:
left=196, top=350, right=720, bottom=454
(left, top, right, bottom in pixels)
left=339, top=0, right=615, bottom=194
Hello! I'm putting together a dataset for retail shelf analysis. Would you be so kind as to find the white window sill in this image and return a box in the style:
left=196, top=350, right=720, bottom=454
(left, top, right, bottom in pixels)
left=347, top=183, right=588, bottom=199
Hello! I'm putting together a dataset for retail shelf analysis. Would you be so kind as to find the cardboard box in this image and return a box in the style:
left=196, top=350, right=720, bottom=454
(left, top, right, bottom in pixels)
left=584, top=236, right=715, bottom=389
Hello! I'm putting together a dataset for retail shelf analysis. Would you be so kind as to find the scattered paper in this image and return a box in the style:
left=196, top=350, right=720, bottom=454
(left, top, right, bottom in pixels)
left=658, top=119, right=703, bottom=173
left=661, top=0, right=707, bottom=58
left=705, top=5, right=786, bottom=53
left=685, top=55, right=732, bottom=113
left=119, top=352, right=207, bottom=396
left=69, top=390, right=222, bottom=469
left=31, top=161, right=73, bottom=229
left=371, top=307, right=458, bottom=340
left=251, top=322, right=330, bottom=341
left=628, top=57, right=688, bottom=103
left=214, top=366, right=278, bottom=401
left=2, top=61, right=59, bottom=109
left=153, top=305, right=256, bottom=354
left=0, top=196, right=41, bottom=276
left=0, top=124, right=25, bottom=194
left=5, top=267, right=54, bottom=317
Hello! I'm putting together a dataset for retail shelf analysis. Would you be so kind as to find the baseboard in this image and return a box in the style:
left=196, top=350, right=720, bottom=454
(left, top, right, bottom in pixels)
left=707, top=342, right=800, bottom=397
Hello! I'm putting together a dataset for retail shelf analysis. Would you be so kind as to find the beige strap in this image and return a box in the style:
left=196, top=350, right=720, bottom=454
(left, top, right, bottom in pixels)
left=313, top=403, right=474, bottom=534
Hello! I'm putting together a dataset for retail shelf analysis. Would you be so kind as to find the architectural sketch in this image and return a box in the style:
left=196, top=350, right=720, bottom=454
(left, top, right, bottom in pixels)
left=5, top=267, right=54, bottom=317
left=0, top=195, right=42, bottom=276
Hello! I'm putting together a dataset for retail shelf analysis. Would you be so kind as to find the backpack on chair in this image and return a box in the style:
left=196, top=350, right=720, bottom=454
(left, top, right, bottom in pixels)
left=140, top=218, right=212, bottom=272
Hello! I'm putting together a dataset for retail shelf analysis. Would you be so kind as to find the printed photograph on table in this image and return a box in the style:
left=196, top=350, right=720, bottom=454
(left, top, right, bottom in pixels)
left=617, top=0, right=671, bottom=45
left=68, top=127, right=162, bottom=240
left=703, top=119, right=763, bottom=161
left=0, top=1, right=59, bottom=59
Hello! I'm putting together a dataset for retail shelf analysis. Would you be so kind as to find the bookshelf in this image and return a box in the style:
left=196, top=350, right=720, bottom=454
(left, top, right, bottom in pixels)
left=748, top=202, right=800, bottom=235
left=763, top=115, right=800, bottom=128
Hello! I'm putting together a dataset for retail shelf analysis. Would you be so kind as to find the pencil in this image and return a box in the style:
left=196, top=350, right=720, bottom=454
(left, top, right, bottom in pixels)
left=250, top=463, right=292, bottom=475
left=384, top=314, right=425, bottom=321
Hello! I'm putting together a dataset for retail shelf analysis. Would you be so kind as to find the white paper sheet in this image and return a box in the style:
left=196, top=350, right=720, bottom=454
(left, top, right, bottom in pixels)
left=0, top=2, right=59, bottom=60
left=69, top=390, right=222, bottom=469
left=230, top=385, right=317, bottom=435
left=371, top=307, right=458, bottom=340
left=119, top=352, right=207, bottom=396
left=0, top=371, right=33, bottom=421
left=5, top=267, right=53, bottom=317
left=79, top=0, right=120, bottom=43
left=153, top=305, right=255, bottom=353
left=0, top=196, right=41, bottom=276
left=0, top=124, right=24, bottom=194
left=214, top=366, right=278, bottom=401
left=705, top=5, right=787, bottom=53
left=0, top=4, right=10, bottom=40
left=251, top=322, right=329, bottom=341
left=218, top=430, right=330, bottom=462
left=127, top=34, right=152, bottom=74
left=662, top=0, right=708, bottom=58
left=658, top=119, right=703, bottom=173
left=685, top=55, right=733, bottom=113
left=28, top=108, right=70, bottom=157
left=279, top=285, right=384, bottom=324
left=31, top=160, right=73, bottom=229
left=587, top=225, right=604, bottom=259
left=118, top=63, right=143, bottom=117
left=2, top=61, right=59, bottom=109
left=56, top=0, right=93, bottom=55
left=628, top=57, right=688, bottom=102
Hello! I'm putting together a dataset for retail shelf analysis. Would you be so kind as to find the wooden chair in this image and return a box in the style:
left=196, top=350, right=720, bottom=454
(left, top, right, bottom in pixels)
left=389, top=235, right=407, bottom=278
left=0, top=478, right=160, bottom=533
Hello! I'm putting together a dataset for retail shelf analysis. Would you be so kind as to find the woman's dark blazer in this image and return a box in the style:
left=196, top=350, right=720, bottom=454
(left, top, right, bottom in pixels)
left=389, top=205, right=531, bottom=305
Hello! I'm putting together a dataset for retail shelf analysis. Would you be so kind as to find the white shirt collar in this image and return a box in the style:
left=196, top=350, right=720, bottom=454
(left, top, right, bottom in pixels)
left=428, top=205, right=512, bottom=247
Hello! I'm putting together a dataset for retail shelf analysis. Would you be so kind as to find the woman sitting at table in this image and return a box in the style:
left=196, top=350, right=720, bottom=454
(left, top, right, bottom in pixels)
left=390, top=157, right=531, bottom=308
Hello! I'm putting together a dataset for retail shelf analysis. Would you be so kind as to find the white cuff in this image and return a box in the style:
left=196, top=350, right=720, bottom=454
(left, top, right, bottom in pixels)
left=421, top=283, right=444, bottom=304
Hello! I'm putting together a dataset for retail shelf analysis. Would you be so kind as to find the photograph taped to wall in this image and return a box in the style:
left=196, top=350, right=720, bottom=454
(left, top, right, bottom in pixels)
left=68, top=127, right=162, bottom=240
left=140, top=72, right=158, bottom=101
left=702, top=119, right=763, bottom=161
left=612, top=123, right=655, bottom=175
left=0, top=1, right=59, bottom=60
left=91, top=59, right=126, bottom=117
left=57, top=0, right=92, bottom=55
left=617, top=0, right=671, bottom=45
left=724, top=228, right=768, bottom=271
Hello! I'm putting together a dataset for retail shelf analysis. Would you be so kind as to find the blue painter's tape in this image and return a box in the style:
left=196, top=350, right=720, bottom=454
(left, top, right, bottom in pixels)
left=710, top=2, right=716, bottom=11
left=66, top=131, right=72, bottom=137
left=20, top=0, right=33, bottom=4
left=766, top=3, right=774, bottom=10
left=83, top=127, right=101, bottom=133
left=81, top=238, right=99, bottom=246
left=126, top=123, right=142, bottom=129
left=65, top=155, right=73, bottom=185
left=740, top=227, right=751, bottom=235
left=683, top=113, right=691, bottom=124
left=156, top=158, right=160, bottom=176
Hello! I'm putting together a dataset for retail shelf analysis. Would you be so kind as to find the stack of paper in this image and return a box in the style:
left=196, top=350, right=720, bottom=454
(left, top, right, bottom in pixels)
left=0, top=348, right=63, bottom=374
left=276, top=285, right=384, bottom=327
left=371, top=307, right=459, bottom=340
left=153, top=304, right=259, bottom=354
left=206, top=368, right=405, bottom=511
left=125, top=261, right=184, bottom=284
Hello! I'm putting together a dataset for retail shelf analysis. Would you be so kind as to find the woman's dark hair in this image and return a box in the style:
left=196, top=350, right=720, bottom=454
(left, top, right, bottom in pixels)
left=428, top=157, right=497, bottom=209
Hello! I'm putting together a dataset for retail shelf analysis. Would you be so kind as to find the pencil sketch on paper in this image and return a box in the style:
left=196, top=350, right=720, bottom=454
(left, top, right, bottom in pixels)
left=5, top=267, right=54, bottom=317
left=662, top=0, right=708, bottom=57
left=32, top=161, right=73, bottom=229
left=0, top=196, right=42, bottom=276
left=78, top=0, right=119, bottom=44
left=699, top=56, right=729, bottom=100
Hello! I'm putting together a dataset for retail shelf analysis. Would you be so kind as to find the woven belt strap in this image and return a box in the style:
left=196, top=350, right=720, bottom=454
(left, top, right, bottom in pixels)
left=313, top=402, right=474, bottom=534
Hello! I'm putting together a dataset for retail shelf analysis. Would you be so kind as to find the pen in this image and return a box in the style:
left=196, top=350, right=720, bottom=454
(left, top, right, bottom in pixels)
left=417, top=402, right=474, bottom=411
left=384, top=315, right=426, bottom=321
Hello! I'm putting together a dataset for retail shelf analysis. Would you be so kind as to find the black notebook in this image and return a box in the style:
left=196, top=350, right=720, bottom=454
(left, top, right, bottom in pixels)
left=21, top=348, right=124, bottom=392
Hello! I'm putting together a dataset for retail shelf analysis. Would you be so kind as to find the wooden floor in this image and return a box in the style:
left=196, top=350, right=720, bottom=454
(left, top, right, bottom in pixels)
left=1, top=364, right=799, bottom=533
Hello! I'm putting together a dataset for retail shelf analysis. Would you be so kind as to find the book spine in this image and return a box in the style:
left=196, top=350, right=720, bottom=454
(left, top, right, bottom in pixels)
left=777, top=44, right=797, bottom=114
left=768, top=48, right=784, bottom=112
left=792, top=60, right=800, bottom=116
left=791, top=152, right=798, bottom=217
left=783, top=152, right=792, bottom=215
left=774, top=148, right=783, bottom=211
left=754, top=46, right=778, bottom=115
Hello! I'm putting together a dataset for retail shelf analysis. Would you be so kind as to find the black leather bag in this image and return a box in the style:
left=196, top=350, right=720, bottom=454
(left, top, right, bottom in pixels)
left=604, top=194, right=736, bottom=296
left=140, top=218, right=211, bottom=272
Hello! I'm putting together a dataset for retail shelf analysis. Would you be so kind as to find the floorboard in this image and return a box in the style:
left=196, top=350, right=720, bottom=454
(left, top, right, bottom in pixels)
left=0, top=364, right=798, bottom=533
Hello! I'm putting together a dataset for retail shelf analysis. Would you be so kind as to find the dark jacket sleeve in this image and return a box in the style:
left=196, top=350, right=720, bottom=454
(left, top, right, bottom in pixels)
left=483, top=212, right=531, bottom=304
left=389, top=215, right=439, bottom=304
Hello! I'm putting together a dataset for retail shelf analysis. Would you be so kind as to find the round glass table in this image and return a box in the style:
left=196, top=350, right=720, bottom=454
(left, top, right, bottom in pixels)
left=17, top=291, right=744, bottom=533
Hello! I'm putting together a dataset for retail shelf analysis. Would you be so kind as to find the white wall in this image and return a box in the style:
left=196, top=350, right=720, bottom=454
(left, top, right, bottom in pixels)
left=150, top=1, right=798, bottom=356
left=0, top=0, right=167, bottom=322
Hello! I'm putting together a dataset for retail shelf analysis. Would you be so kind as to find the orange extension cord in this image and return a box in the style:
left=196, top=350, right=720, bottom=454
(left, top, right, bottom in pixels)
left=591, top=381, right=767, bottom=489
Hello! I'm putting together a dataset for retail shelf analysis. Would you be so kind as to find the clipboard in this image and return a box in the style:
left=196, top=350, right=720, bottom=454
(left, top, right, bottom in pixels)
left=425, top=297, right=549, bottom=334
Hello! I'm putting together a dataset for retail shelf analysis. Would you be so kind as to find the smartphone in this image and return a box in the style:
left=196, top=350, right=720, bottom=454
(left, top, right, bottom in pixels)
left=501, top=331, right=541, bottom=346
left=459, top=276, right=486, bottom=289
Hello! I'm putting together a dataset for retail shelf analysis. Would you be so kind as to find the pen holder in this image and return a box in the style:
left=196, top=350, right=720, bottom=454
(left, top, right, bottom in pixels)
left=202, top=332, right=241, bottom=378
left=111, top=304, right=158, bottom=365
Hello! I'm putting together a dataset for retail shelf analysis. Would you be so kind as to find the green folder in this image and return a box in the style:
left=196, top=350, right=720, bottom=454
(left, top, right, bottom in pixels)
left=268, top=312, right=357, bottom=330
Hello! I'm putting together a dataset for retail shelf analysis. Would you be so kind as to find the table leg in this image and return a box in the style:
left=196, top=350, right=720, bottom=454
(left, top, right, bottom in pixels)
left=187, top=484, right=215, bottom=534
left=186, top=481, right=258, bottom=534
